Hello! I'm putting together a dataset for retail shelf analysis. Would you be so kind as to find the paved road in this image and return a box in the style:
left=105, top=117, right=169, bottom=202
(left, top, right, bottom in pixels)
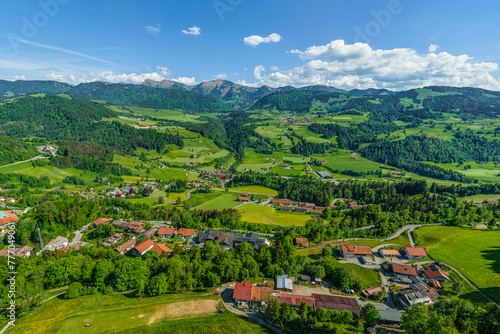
left=71, top=223, right=91, bottom=246
left=0, top=155, right=46, bottom=169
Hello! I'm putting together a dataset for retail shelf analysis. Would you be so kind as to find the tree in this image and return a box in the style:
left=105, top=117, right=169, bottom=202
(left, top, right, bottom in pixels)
left=479, top=304, right=500, bottom=334
left=266, top=297, right=281, bottom=324
left=321, top=246, right=331, bottom=257
left=402, top=303, right=430, bottom=334
left=362, top=303, right=379, bottom=327
left=146, top=273, right=168, bottom=296
left=95, top=223, right=115, bottom=239
left=65, top=282, right=83, bottom=299
left=176, top=197, right=181, bottom=205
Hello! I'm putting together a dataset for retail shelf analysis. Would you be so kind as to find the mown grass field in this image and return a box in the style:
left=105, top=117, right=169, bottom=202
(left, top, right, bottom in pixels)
left=460, top=194, right=500, bottom=203
left=9, top=292, right=270, bottom=334
left=414, top=225, right=500, bottom=303
left=237, top=204, right=313, bottom=226
left=0, top=161, right=83, bottom=185
left=228, top=186, right=279, bottom=197
left=187, top=191, right=242, bottom=210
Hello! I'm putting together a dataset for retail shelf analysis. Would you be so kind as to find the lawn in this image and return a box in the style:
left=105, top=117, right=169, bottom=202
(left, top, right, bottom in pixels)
left=237, top=204, right=313, bottom=226
left=191, top=193, right=240, bottom=211
left=414, top=225, right=500, bottom=303
left=228, top=186, right=279, bottom=197
left=9, top=292, right=271, bottom=334
left=0, top=162, right=83, bottom=185
left=460, top=194, right=500, bottom=203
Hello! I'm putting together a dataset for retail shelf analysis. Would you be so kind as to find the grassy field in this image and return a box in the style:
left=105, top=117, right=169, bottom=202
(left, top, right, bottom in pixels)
left=9, top=292, right=270, bottom=334
left=0, top=161, right=83, bottom=185
left=460, top=194, right=500, bottom=203
left=414, top=225, right=500, bottom=303
left=228, top=186, right=279, bottom=197
left=191, top=193, right=240, bottom=211
left=237, top=204, right=313, bottom=226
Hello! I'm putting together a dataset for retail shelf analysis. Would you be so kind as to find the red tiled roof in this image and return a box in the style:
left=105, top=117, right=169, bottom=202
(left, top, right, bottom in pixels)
left=423, top=266, right=449, bottom=279
left=239, top=196, right=250, bottom=201
left=134, top=239, right=154, bottom=254
left=404, top=245, right=427, bottom=257
left=177, top=228, right=196, bottom=237
left=312, top=294, right=361, bottom=316
left=150, top=244, right=172, bottom=256
left=295, top=238, right=309, bottom=246
left=277, top=293, right=315, bottom=307
left=251, top=286, right=274, bottom=302
left=391, top=263, right=418, bottom=276
left=114, top=239, right=136, bottom=254
left=233, top=283, right=253, bottom=300
left=93, top=218, right=111, bottom=226
left=157, top=227, right=177, bottom=236
left=362, top=286, right=382, bottom=297
left=0, top=212, right=19, bottom=226
left=341, top=244, right=372, bottom=255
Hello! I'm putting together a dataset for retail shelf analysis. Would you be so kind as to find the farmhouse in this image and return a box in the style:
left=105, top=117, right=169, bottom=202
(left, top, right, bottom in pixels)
left=93, top=218, right=112, bottom=227
left=251, top=286, right=273, bottom=303
left=340, top=244, right=372, bottom=258
left=403, top=245, right=427, bottom=259
left=277, top=294, right=315, bottom=307
left=157, top=227, right=177, bottom=238
left=391, top=263, right=418, bottom=277
left=114, top=239, right=136, bottom=255
left=423, top=265, right=449, bottom=281
left=233, top=282, right=253, bottom=303
left=238, top=196, right=250, bottom=202
left=176, top=228, right=197, bottom=239
left=379, top=248, right=401, bottom=257
left=132, top=239, right=155, bottom=257
left=295, top=237, right=309, bottom=247
left=312, top=294, right=361, bottom=316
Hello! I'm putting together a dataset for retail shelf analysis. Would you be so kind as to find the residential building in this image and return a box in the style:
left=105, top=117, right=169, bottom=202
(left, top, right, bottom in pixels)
left=362, top=286, right=383, bottom=298
left=295, top=237, right=309, bottom=247
left=279, top=206, right=294, bottom=212
left=294, top=206, right=309, bottom=213
left=132, top=239, right=155, bottom=257
left=114, top=239, right=137, bottom=255
left=340, top=244, right=372, bottom=258
left=102, top=233, right=124, bottom=247
left=312, top=294, right=361, bottom=316
left=0, top=245, right=33, bottom=258
left=112, top=220, right=130, bottom=230
left=403, top=245, right=427, bottom=259
left=391, top=263, right=418, bottom=277
left=143, top=228, right=159, bottom=238
left=316, top=171, right=331, bottom=179
left=238, top=196, right=250, bottom=202
left=233, top=282, right=253, bottom=303
left=93, top=218, right=112, bottom=228
left=0, top=211, right=19, bottom=228
left=127, top=222, right=145, bottom=234
left=150, top=244, right=172, bottom=256
left=423, top=265, right=449, bottom=281
left=157, top=227, right=177, bottom=238
left=251, top=286, right=273, bottom=303
left=176, top=228, right=197, bottom=239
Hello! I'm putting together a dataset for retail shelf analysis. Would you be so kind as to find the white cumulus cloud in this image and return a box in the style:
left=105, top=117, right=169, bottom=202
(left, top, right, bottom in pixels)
left=13, top=75, right=26, bottom=80
left=157, top=66, right=172, bottom=76
left=182, top=26, right=201, bottom=36
left=428, top=44, right=439, bottom=53
left=214, top=73, right=228, bottom=79
left=244, top=33, right=282, bottom=47
left=252, top=39, right=500, bottom=91
left=172, top=77, right=196, bottom=85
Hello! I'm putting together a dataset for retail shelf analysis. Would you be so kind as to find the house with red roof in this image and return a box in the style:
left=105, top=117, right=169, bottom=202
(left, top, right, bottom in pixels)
left=233, top=283, right=253, bottom=303
left=177, top=228, right=197, bottom=239
left=312, top=294, right=361, bottom=316
left=403, top=245, right=427, bottom=259
left=132, top=239, right=155, bottom=257
left=93, top=218, right=112, bottom=228
left=150, top=244, right=172, bottom=256
left=340, top=244, right=372, bottom=258
left=157, top=227, right=177, bottom=238
left=423, top=265, right=449, bottom=281
left=295, top=238, right=309, bottom=247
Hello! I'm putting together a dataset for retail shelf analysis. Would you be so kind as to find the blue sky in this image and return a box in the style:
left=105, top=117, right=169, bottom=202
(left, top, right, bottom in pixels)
left=1, top=0, right=500, bottom=90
